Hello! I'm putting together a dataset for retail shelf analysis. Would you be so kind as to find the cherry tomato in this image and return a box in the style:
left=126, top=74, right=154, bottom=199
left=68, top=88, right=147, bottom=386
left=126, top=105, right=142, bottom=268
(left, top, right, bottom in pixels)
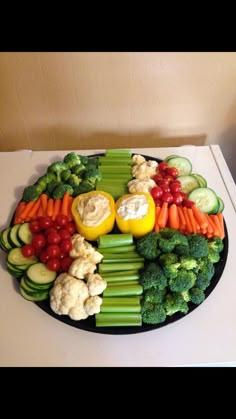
left=46, top=257, right=61, bottom=272
left=65, top=223, right=77, bottom=235
left=151, top=186, right=163, bottom=200
left=61, top=257, right=74, bottom=272
left=32, top=234, right=47, bottom=249
left=45, top=227, right=58, bottom=236
left=160, top=185, right=170, bottom=193
left=56, top=214, right=69, bottom=228
left=170, top=182, right=182, bottom=194
left=152, top=173, right=163, bottom=184
left=21, top=244, right=36, bottom=258
left=172, top=192, right=183, bottom=206
left=181, top=192, right=188, bottom=201
left=39, top=217, right=53, bottom=230
left=183, top=199, right=195, bottom=208
left=60, top=251, right=68, bottom=259
left=29, top=220, right=41, bottom=234
left=164, top=175, right=174, bottom=183
left=60, top=239, right=72, bottom=254
left=161, top=192, right=173, bottom=204
left=166, top=167, right=179, bottom=178
left=47, top=232, right=61, bottom=245
left=158, top=179, right=170, bottom=187
left=39, top=250, right=49, bottom=263
left=59, top=229, right=71, bottom=241
left=158, top=162, right=169, bottom=172
left=46, top=244, right=61, bottom=258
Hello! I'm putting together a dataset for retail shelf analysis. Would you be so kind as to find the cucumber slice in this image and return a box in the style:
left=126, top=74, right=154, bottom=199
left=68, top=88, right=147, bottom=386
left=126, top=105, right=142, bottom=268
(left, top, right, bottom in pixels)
left=188, top=187, right=219, bottom=214
left=191, top=174, right=207, bottom=188
left=0, top=228, right=12, bottom=251
left=7, top=248, right=38, bottom=267
left=176, top=175, right=199, bottom=194
left=166, top=156, right=192, bottom=176
left=164, top=155, right=179, bottom=162
left=8, top=224, right=22, bottom=248
left=20, top=284, right=49, bottom=301
left=17, top=223, right=33, bottom=245
left=26, top=263, right=56, bottom=285
left=23, top=275, right=53, bottom=290
left=217, top=196, right=225, bottom=212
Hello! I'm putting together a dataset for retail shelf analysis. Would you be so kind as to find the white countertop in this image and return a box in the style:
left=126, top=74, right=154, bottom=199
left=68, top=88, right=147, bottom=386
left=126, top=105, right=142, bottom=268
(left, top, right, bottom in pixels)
left=1, top=145, right=236, bottom=367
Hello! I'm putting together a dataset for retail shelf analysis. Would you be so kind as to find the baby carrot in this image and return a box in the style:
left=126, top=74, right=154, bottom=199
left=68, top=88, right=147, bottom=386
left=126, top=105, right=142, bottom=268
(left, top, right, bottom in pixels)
left=177, top=206, right=186, bottom=232
left=192, top=205, right=208, bottom=230
left=217, top=212, right=225, bottom=239
left=52, top=199, right=61, bottom=221
left=20, top=201, right=35, bottom=221
left=157, top=202, right=168, bottom=229
left=67, top=196, right=74, bottom=222
left=14, top=202, right=26, bottom=224
left=40, top=194, right=48, bottom=217
left=27, top=198, right=41, bottom=220
left=154, top=206, right=161, bottom=232
left=168, top=204, right=179, bottom=230
left=61, top=192, right=70, bottom=217
left=46, top=198, right=54, bottom=217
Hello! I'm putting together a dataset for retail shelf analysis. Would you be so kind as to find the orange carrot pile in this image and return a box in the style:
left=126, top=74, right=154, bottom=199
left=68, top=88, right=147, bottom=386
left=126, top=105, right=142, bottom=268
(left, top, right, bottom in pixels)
left=154, top=203, right=225, bottom=239
left=13, top=194, right=74, bottom=224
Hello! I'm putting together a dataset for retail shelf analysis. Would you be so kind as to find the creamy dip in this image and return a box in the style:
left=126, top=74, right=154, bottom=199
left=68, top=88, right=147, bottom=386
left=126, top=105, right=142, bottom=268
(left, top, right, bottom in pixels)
left=117, top=195, right=148, bottom=220
left=77, top=194, right=111, bottom=227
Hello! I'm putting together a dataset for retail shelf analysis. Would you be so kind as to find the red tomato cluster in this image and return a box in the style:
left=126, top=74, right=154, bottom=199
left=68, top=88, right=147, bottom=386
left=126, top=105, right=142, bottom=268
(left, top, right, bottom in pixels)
left=151, top=162, right=195, bottom=208
left=21, top=215, right=76, bottom=272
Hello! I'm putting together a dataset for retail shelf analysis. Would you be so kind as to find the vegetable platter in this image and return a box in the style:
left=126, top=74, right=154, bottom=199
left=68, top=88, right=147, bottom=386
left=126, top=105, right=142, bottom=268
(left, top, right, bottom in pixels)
left=0, top=149, right=228, bottom=335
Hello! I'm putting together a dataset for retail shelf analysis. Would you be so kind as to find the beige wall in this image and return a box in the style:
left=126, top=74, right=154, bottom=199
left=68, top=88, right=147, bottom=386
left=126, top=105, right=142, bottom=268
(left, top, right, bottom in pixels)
left=0, top=52, right=236, bottom=179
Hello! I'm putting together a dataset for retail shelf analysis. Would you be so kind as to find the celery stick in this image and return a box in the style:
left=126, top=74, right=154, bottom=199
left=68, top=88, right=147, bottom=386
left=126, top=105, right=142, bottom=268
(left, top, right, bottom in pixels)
left=96, top=313, right=142, bottom=327
left=98, top=234, right=133, bottom=248
left=103, top=284, right=143, bottom=297
left=101, top=274, right=140, bottom=283
left=101, top=174, right=132, bottom=180
left=96, top=178, right=128, bottom=184
left=99, top=262, right=144, bottom=273
left=99, top=157, right=132, bottom=165
left=102, top=257, right=144, bottom=264
left=106, top=280, right=140, bottom=287
left=101, top=301, right=141, bottom=313
left=99, top=245, right=136, bottom=254
left=105, top=149, right=132, bottom=157
left=102, top=296, right=141, bottom=305
left=100, top=166, right=132, bottom=174
left=101, top=269, right=139, bottom=277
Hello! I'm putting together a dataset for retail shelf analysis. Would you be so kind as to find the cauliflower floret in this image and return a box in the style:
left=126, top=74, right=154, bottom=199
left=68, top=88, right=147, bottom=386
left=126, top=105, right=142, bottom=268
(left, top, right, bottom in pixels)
left=86, top=273, right=107, bottom=296
left=69, top=257, right=97, bottom=279
left=132, top=160, right=158, bottom=180
left=87, top=250, right=103, bottom=264
left=128, top=178, right=157, bottom=194
left=50, top=273, right=89, bottom=320
left=69, top=234, right=96, bottom=259
left=132, top=154, right=146, bottom=165
left=84, top=296, right=103, bottom=316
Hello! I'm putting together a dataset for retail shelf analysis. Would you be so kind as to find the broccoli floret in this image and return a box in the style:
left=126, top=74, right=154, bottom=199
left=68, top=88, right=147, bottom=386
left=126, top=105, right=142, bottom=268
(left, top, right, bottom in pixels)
left=159, top=238, right=176, bottom=253
left=71, top=164, right=86, bottom=177
left=67, top=174, right=82, bottom=188
left=63, top=152, right=81, bottom=169
left=86, top=156, right=99, bottom=167
left=47, top=162, right=68, bottom=182
left=52, top=184, right=74, bottom=199
left=189, top=287, right=205, bottom=305
left=61, top=169, right=71, bottom=182
left=84, top=168, right=102, bottom=186
left=140, top=262, right=167, bottom=291
left=136, top=232, right=161, bottom=260
left=175, top=244, right=190, bottom=256
left=144, top=288, right=167, bottom=304
left=181, top=290, right=190, bottom=302
left=164, top=292, right=189, bottom=316
left=79, top=155, right=89, bottom=165
left=179, top=256, right=198, bottom=270
left=208, top=248, right=221, bottom=264
left=163, top=262, right=181, bottom=279
left=158, top=253, right=178, bottom=266
left=73, top=180, right=95, bottom=196
left=22, top=185, right=40, bottom=203
left=208, top=236, right=224, bottom=254
left=35, top=176, right=48, bottom=193
left=159, top=228, right=179, bottom=239
left=46, top=180, right=62, bottom=196
left=169, top=269, right=196, bottom=292
left=187, top=234, right=209, bottom=258
left=195, top=258, right=215, bottom=290
left=141, top=301, right=167, bottom=324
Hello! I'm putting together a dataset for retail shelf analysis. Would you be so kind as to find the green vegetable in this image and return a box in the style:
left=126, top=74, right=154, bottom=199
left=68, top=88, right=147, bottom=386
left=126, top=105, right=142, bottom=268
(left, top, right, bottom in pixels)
left=189, top=287, right=205, bottom=305
left=47, top=161, right=68, bottom=182
left=164, top=293, right=189, bottom=316
left=46, top=180, right=61, bottom=195
left=73, top=180, right=95, bottom=195
left=102, top=252, right=144, bottom=263
left=52, top=184, right=74, bottom=199
left=98, top=234, right=133, bottom=248
left=141, top=301, right=167, bottom=324
left=105, top=149, right=132, bottom=157
left=208, top=248, right=220, bottom=264
left=101, top=297, right=141, bottom=313
left=84, top=167, right=102, bottom=186
left=63, top=152, right=81, bottom=169
left=22, top=185, right=40, bottom=203
left=103, top=284, right=143, bottom=297
left=179, top=256, right=198, bottom=270
left=99, top=244, right=136, bottom=254
left=100, top=271, right=140, bottom=282
left=169, top=270, right=196, bottom=292
left=99, top=262, right=144, bottom=273
left=144, top=288, right=167, bottom=304
left=67, top=174, right=81, bottom=188
left=208, top=236, right=224, bottom=254
left=71, top=164, right=86, bottom=177
left=140, top=262, right=167, bottom=291
left=96, top=313, right=142, bottom=327
left=187, top=234, right=209, bottom=258
left=61, top=169, right=72, bottom=182
left=195, top=258, right=215, bottom=290
left=136, top=232, right=161, bottom=260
